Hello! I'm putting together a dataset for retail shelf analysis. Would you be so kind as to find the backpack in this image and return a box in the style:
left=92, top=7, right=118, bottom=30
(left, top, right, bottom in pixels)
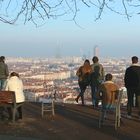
left=91, top=65, right=101, bottom=85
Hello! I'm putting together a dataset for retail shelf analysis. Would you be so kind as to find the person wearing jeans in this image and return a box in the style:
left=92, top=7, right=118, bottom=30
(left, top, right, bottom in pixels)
left=90, top=56, right=105, bottom=107
left=124, top=56, right=140, bottom=118
left=75, top=59, right=92, bottom=105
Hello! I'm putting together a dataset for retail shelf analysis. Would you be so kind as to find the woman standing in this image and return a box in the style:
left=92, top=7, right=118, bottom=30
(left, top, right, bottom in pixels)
left=75, top=59, right=92, bottom=105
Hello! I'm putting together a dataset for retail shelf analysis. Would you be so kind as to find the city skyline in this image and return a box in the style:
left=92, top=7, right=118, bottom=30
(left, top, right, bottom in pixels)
left=0, top=2, right=140, bottom=58
left=1, top=45, right=140, bottom=59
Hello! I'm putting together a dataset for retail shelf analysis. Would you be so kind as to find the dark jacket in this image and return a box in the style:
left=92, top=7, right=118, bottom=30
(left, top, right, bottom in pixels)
left=124, top=64, right=140, bottom=89
left=0, top=62, right=9, bottom=79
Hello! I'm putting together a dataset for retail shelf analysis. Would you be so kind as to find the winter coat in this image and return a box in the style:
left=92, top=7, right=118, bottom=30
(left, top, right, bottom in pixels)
left=124, top=64, right=140, bottom=90
left=0, top=62, right=9, bottom=79
left=76, top=64, right=92, bottom=85
left=97, top=81, right=119, bottom=109
left=5, top=76, right=25, bottom=103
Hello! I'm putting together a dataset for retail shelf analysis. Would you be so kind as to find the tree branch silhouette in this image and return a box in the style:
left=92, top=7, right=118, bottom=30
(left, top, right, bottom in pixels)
left=0, top=0, right=139, bottom=25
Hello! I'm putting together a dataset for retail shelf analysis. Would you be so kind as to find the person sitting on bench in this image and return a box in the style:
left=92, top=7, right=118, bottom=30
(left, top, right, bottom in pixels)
left=5, top=72, right=25, bottom=120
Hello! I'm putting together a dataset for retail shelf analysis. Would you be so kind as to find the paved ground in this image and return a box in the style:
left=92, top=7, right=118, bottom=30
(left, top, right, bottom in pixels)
left=0, top=102, right=140, bottom=140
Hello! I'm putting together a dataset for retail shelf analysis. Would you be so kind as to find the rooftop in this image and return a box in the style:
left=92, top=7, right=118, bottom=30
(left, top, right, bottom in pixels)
left=0, top=102, right=140, bottom=140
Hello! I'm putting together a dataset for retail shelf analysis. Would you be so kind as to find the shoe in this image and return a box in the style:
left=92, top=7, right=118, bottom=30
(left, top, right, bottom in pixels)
left=127, top=115, right=132, bottom=119
left=75, top=98, right=78, bottom=103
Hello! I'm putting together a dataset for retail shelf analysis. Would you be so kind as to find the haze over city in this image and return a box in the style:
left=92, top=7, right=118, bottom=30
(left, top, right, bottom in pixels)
left=1, top=1, right=140, bottom=139
left=0, top=1, right=140, bottom=58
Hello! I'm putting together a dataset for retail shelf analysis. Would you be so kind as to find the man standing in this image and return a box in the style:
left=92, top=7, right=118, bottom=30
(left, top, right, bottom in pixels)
left=0, top=56, right=9, bottom=90
left=90, top=56, right=105, bottom=107
left=124, top=56, right=140, bottom=118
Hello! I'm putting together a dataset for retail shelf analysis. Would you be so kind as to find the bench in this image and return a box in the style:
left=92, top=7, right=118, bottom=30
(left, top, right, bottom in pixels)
left=0, top=91, right=23, bottom=123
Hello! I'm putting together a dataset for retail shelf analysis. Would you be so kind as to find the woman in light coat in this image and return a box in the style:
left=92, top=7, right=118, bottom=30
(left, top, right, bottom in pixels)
left=5, top=72, right=25, bottom=120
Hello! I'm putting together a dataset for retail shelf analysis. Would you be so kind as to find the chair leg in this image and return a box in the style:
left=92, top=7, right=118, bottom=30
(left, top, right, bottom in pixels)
left=12, top=108, right=16, bottom=123
left=99, top=109, right=105, bottom=128
left=52, top=101, right=55, bottom=116
left=118, top=105, right=121, bottom=127
left=41, top=102, right=44, bottom=117
left=115, top=116, right=118, bottom=130
left=99, top=110, right=102, bottom=128
left=115, top=105, right=121, bottom=130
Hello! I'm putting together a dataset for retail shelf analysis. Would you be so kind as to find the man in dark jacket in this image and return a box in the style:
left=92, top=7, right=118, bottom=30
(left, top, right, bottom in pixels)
left=124, top=56, right=140, bottom=118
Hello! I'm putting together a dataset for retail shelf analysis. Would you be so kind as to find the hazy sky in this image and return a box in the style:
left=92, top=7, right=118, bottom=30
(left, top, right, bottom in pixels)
left=0, top=1, right=140, bottom=58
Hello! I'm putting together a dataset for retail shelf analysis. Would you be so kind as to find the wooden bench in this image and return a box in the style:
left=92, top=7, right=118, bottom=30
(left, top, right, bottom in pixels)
left=0, top=91, right=23, bottom=123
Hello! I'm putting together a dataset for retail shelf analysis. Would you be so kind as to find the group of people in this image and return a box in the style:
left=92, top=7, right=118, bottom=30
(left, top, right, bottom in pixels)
left=0, top=56, right=25, bottom=120
left=1, top=55, right=140, bottom=120
left=76, top=56, right=140, bottom=119
left=75, top=56, right=105, bottom=107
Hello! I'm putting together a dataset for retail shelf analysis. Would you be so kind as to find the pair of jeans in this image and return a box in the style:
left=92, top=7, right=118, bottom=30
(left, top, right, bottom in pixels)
left=137, top=96, right=140, bottom=116
left=90, top=84, right=99, bottom=107
left=127, top=88, right=140, bottom=115
left=0, top=79, right=6, bottom=90
left=77, top=81, right=87, bottom=105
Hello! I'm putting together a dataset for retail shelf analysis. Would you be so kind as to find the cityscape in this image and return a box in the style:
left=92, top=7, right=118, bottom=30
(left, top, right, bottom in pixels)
left=6, top=50, right=129, bottom=105
left=1, top=1, right=140, bottom=139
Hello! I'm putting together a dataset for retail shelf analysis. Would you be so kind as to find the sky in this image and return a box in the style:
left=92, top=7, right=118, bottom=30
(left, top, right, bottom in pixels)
left=0, top=1, right=140, bottom=59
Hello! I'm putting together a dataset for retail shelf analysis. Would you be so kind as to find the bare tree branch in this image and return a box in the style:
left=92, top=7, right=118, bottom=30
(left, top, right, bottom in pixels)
left=95, top=0, right=106, bottom=20
left=81, top=0, right=90, bottom=7
left=122, top=0, right=131, bottom=20
left=0, top=0, right=139, bottom=25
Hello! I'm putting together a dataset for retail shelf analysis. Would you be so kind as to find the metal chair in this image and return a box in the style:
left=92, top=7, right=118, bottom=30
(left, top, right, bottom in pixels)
left=41, top=86, right=56, bottom=117
left=98, top=89, right=123, bottom=130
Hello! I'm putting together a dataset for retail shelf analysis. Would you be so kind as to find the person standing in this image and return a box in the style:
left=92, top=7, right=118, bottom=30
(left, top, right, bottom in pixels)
left=124, top=56, right=140, bottom=118
left=75, top=59, right=92, bottom=105
left=0, top=56, right=9, bottom=90
left=90, top=56, right=105, bottom=107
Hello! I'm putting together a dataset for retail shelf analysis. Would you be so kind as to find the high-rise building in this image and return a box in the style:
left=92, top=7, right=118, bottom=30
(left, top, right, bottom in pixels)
left=94, top=46, right=99, bottom=57
left=55, top=46, right=61, bottom=58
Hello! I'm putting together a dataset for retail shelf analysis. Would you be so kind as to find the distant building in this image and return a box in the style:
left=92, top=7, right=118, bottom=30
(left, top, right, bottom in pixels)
left=94, top=46, right=99, bottom=57
left=25, top=71, right=71, bottom=80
